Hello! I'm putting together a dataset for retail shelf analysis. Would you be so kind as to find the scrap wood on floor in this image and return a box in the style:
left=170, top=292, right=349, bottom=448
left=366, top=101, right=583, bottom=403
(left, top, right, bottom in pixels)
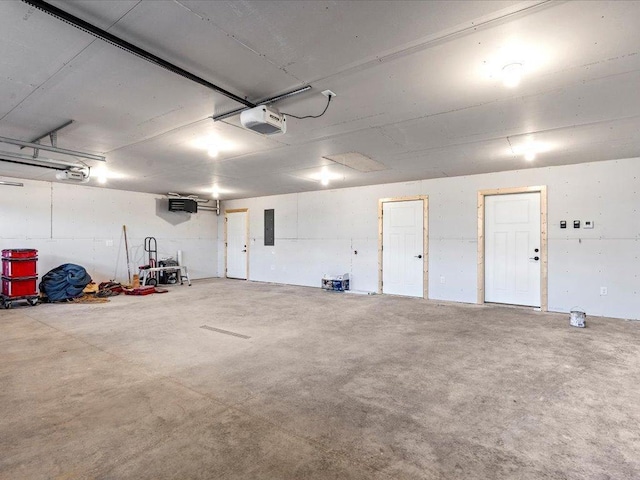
left=71, top=294, right=110, bottom=304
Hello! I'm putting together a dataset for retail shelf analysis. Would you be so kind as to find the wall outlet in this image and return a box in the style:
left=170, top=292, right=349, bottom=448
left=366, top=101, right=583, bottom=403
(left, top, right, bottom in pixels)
left=584, top=220, right=594, bottom=229
left=440, top=276, right=445, bottom=284
left=105, top=239, right=113, bottom=247
left=600, top=287, right=608, bottom=296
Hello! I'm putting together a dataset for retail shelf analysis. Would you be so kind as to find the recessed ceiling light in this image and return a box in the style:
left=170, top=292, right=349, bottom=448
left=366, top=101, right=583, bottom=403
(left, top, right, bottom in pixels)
left=192, top=135, right=235, bottom=157
left=320, top=168, right=330, bottom=186
left=509, top=138, right=553, bottom=161
left=502, top=63, right=523, bottom=88
left=92, top=168, right=126, bottom=183
left=305, top=166, right=342, bottom=185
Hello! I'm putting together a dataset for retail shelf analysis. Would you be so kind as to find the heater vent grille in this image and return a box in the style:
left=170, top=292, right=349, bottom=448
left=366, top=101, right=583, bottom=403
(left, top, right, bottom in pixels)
left=169, top=198, right=198, bottom=213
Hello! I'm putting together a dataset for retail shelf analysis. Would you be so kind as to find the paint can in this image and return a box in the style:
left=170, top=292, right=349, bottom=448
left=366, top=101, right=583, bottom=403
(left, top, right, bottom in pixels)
left=569, top=308, right=586, bottom=328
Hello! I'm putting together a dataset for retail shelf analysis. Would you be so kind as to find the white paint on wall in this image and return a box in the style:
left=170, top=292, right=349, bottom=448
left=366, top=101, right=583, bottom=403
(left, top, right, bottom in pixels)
left=221, top=158, right=640, bottom=321
left=0, top=180, right=218, bottom=283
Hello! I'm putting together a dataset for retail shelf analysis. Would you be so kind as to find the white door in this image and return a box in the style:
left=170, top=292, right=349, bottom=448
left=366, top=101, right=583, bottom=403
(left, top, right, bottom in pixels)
left=485, top=192, right=540, bottom=306
left=226, top=211, right=247, bottom=279
left=382, top=200, right=424, bottom=297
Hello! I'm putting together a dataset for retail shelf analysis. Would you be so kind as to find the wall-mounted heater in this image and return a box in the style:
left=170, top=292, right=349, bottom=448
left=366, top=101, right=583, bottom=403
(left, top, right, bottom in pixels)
left=169, top=198, right=198, bottom=213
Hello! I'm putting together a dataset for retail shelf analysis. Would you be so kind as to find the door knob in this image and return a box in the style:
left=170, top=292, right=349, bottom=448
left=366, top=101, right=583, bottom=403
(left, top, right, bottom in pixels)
left=529, top=256, right=539, bottom=261
left=415, top=254, right=422, bottom=259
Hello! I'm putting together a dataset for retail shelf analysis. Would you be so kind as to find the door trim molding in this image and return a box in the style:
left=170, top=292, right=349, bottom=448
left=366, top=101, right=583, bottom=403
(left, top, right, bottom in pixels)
left=477, top=186, right=547, bottom=310
left=224, top=208, right=249, bottom=280
left=378, top=195, right=429, bottom=298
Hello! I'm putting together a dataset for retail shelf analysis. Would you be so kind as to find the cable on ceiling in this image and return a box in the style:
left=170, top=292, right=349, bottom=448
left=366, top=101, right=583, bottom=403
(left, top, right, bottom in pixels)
left=281, top=95, right=333, bottom=120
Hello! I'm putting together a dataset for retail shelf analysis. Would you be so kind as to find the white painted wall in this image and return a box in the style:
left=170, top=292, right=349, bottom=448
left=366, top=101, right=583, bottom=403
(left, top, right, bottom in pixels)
left=0, top=179, right=217, bottom=283
left=220, top=158, right=640, bottom=321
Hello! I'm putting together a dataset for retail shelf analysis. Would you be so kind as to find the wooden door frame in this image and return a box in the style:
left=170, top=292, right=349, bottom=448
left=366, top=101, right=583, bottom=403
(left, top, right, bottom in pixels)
left=224, top=208, right=249, bottom=280
left=477, top=186, right=547, bottom=310
left=378, top=196, right=429, bottom=298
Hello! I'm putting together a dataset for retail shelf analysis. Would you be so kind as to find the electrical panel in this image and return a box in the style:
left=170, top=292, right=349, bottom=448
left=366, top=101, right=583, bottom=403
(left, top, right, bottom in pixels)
left=264, top=209, right=275, bottom=246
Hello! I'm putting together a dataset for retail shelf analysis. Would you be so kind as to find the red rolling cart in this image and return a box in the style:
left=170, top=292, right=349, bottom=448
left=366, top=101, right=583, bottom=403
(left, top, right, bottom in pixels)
left=1, top=249, right=39, bottom=309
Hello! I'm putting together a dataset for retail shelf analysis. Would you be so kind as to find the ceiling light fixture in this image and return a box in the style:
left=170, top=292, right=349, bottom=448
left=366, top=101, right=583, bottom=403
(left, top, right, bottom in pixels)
left=320, top=168, right=331, bottom=186
left=307, top=166, right=343, bottom=186
left=0, top=180, right=24, bottom=187
left=91, top=167, right=127, bottom=184
left=211, top=185, right=220, bottom=199
left=502, top=63, right=523, bottom=88
left=509, top=137, right=552, bottom=162
left=192, top=136, right=235, bottom=157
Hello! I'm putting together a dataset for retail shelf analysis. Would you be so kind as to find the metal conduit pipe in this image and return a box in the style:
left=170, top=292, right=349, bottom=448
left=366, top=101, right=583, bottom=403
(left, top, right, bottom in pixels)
left=0, top=151, right=87, bottom=170
left=198, top=201, right=220, bottom=215
left=0, top=136, right=105, bottom=162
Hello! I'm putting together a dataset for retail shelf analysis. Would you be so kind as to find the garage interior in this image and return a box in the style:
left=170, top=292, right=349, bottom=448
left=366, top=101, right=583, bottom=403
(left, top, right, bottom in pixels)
left=1, top=1, right=639, bottom=479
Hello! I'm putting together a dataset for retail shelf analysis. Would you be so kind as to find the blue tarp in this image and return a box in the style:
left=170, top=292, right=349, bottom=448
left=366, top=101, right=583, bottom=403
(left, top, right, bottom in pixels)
left=39, top=263, right=92, bottom=302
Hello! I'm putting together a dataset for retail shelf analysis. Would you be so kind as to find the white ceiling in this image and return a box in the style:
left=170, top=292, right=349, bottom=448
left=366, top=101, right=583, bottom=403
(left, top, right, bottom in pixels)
left=0, top=0, right=639, bottom=199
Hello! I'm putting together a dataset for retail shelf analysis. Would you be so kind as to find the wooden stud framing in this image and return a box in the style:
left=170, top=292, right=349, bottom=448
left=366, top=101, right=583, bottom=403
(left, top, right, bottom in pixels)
left=224, top=208, right=249, bottom=280
left=477, top=186, right=548, bottom=310
left=378, top=195, right=429, bottom=298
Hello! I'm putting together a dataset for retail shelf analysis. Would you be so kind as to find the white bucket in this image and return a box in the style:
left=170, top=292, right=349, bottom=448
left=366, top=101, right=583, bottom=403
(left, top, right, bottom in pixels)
left=570, top=309, right=586, bottom=328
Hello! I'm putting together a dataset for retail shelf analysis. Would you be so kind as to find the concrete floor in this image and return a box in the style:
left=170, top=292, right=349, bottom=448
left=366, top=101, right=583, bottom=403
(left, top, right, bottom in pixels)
left=1, top=279, right=639, bottom=479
